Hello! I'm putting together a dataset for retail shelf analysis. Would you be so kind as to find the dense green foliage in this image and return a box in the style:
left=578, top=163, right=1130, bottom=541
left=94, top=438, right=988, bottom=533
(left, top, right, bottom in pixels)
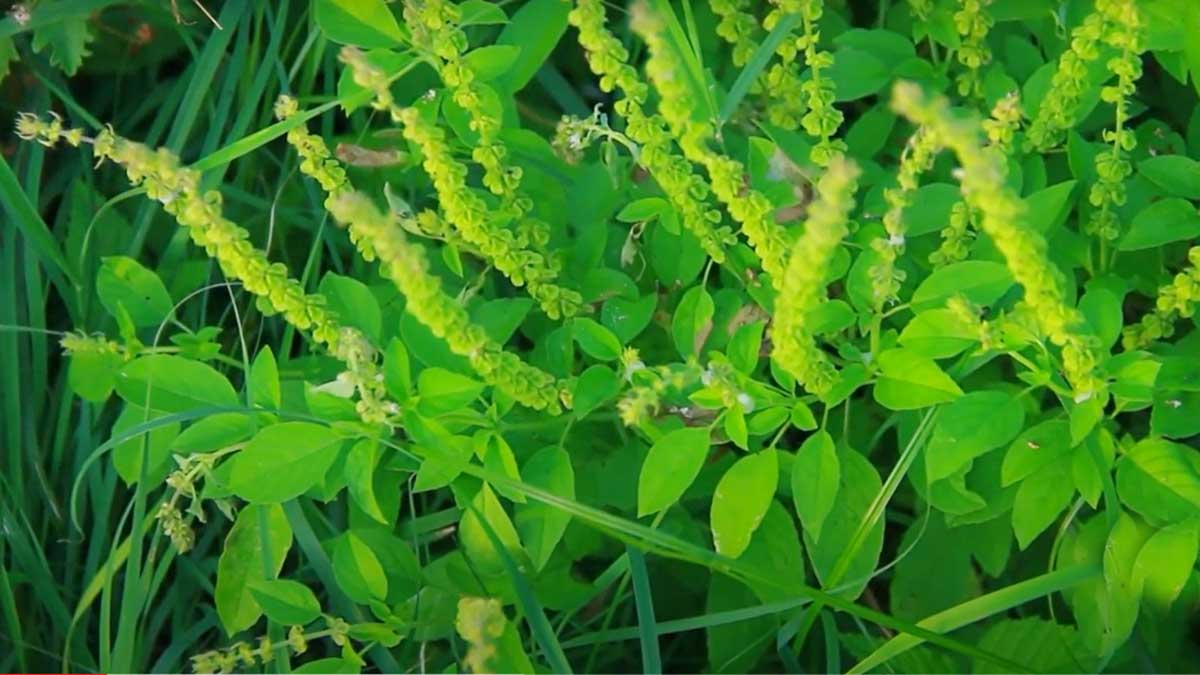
left=3, top=0, right=1200, bottom=672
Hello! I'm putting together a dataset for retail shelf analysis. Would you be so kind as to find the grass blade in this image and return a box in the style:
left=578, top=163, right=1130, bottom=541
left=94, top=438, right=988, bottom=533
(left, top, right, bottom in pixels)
left=626, top=546, right=662, bottom=674
left=467, top=499, right=573, bottom=674
left=719, top=13, right=801, bottom=123
left=848, top=563, right=1101, bottom=674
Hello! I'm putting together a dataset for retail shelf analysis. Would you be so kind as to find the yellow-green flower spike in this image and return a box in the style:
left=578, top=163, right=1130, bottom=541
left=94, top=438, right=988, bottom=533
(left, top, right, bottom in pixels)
left=953, top=0, right=994, bottom=99
left=794, top=0, right=846, bottom=165
left=569, top=0, right=734, bottom=264
left=1087, top=0, right=1144, bottom=245
left=1024, top=5, right=1109, bottom=151
left=1124, top=246, right=1200, bottom=349
left=273, top=95, right=349, bottom=204
left=20, top=118, right=396, bottom=425
left=712, top=0, right=760, bottom=67
left=403, top=0, right=532, bottom=218
left=630, top=1, right=788, bottom=288
left=772, top=155, right=860, bottom=397
left=892, top=82, right=1103, bottom=401
left=930, top=91, right=1022, bottom=267
left=337, top=48, right=581, bottom=320
left=871, top=125, right=942, bottom=306
left=327, top=190, right=566, bottom=413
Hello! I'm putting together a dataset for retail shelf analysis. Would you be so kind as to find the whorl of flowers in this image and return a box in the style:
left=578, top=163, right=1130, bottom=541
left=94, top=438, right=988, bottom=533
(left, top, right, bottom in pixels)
left=327, top=190, right=567, bottom=413
left=16, top=115, right=394, bottom=425
left=404, top=0, right=531, bottom=218
left=1123, top=247, right=1200, bottom=349
left=569, top=0, right=734, bottom=263
left=772, top=155, right=860, bottom=396
left=630, top=2, right=788, bottom=287
left=191, top=619, right=350, bottom=674
left=892, top=82, right=1103, bottom=400
left=1087, top=0, right=1144, bottom=244
left=794, top=0, right=845, bottom=165
left=907, top=0, right=934, bottom=21
left=871, top=125, right=942, bottom=306
left=273, top=95, right=349, bottom=204
left=953, top=0, right=994, bottom=98
left=930, top=91, right=1022, bottom=267
left=337, top=48, right=582, bottom=320
left=712, top=0, right=760, bottom=67
left=1024, top=5, right=1110, bottom=151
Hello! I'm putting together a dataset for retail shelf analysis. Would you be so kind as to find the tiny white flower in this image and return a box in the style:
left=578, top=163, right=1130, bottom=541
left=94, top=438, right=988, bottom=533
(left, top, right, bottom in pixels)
left=10, top=4, right=30, bottom=26
left=701, top=368, right=715, bottom=386
left=624, top=360, right=646, bottom=381
left=1167, top=399, right=1183, bottom=409
left=1073, top=390, right=1093, bottom=404
left=315, top=373, right=356, bottom=398
left=888, top=233, right=905, bottom=247
left=736, top=392, right=755, bottom=414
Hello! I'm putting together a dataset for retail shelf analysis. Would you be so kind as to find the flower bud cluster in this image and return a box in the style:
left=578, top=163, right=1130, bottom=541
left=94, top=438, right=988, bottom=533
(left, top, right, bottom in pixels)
left=1087, top=0, right=1144, bottom=242
left=1123, top=247, right=1200, bottom=349
left=871, top=125, right=941, bottom=306
left=953, top=0, right=994, bottom=98
left=569, top=0, right=734, bottom=263
left=772, top=156, right=860, bottom=396
left=629, top=2, right=788, bottom=287
left=1025, top=6, right=1110, bottom=150
left=893, top=82, right=1103, bottom=399
left=327, top=191, right=566, bottom=412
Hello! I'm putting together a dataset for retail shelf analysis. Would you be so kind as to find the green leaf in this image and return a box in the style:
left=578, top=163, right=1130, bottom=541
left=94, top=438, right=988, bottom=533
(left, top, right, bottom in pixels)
left=711, top=450, right=778, bottom=558
left=1133, top=518, right=1199, bottom=610
left=117, top=355, right=238, bottom=413
left=925, top=391, right=1024, bottom=483
left=1119, top=198, right=1200, bottom=251
left=460, top=0, right=509, bottom=25
left=901, top=183, right=960, bottom=236
left=805, top=447, right=884, bottom=599
left=417, top=367, right=484, bottom=414
left=637, top=427, right=712, bottom=517
left=228, top=422, right=343, bottom=504
left=292, top=658, right=360, bottom=674
left=573, top=317, right=623, bottom=361
left=482, top=433, right=525, bottom=504
left=249, top=347, right=281, bottom=410
left=112, top=406, right=179, bottom=486
left=215, top=504, right=292, bottom=635
left=898, top=309, right=977, bottom=359
left=248, top=579, right=322, bottom=626
left=319, top=273, right=382, bottom=343
left=727, top=320, right=765, bottom=374
left=671, top=286, right=714, bottom=359
left=1138, top=155, right=1200, bottom=199
left=68, top=348, right=124, bottom=402
left=602, top=294, right=657, bottom=343
left=873, top=348, right=964, bottom=410
left=890, top=515, right=980, bottom=621
left=515, top=446, right=575, bottom=571
left=96, top=256, right=173, bottom=327
left=383, top=337, right=412, bottom=401
left=1152, top=389, right=1200, bottom=439
left=1012, top=460, right=1074, bottom=549
left=313, top=0, right=405, bottom=48
left=616, top=197, right=669, bottom=223
left=171, top=413, right=255, bottom=456
left=1023, top=181, right=1078, bottom=233
left=1096, top=513, right=1150, bottom=655
left=333, top=531, right=389, bottom=602
left=828, top=47, right=891, bottom=101
left=31, top=15, right=93, bottom=75
left=492, top=0, right=571, bottom=93
left=572, top=364, right=620, bottom=418
left=345, top=440, right=387, bottom=524
left=463, top=45, right=522, bottom=82
left=1001, top=420, right=1072, bottom=486
left=1115, top=438, right=1200, bottom=526
left=910, top=261, right=1013, bottom=312
left=791, top=431, right=840, bottom=542
left=459, top=483, right=526, bottom=577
